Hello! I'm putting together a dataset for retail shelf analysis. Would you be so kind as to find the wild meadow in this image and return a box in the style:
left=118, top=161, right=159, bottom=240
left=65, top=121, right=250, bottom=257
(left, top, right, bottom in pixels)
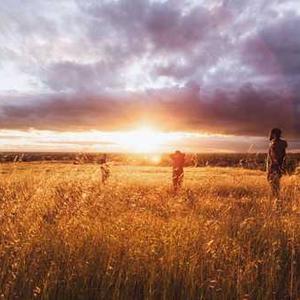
left=0, top=162, right=299, bottom=299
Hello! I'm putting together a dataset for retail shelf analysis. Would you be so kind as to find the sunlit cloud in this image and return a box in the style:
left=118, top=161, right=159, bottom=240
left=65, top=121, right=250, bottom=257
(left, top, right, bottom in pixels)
left=0, top=0, right=299, bottom=152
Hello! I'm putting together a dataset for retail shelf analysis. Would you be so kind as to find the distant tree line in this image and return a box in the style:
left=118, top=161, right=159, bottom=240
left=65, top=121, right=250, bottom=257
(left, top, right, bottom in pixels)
left=0, top=152, right=299, bottom=174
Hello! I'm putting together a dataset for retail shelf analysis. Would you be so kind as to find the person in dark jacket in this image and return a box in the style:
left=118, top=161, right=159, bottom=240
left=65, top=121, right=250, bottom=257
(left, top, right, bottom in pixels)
left=170, top=150, right=185, bottom=192
left=267, top=128, right=288, bottom=199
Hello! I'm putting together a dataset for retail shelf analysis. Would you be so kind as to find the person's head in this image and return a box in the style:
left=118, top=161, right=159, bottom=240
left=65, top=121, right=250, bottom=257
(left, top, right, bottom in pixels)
left=269, top=128, right=282, bottom=141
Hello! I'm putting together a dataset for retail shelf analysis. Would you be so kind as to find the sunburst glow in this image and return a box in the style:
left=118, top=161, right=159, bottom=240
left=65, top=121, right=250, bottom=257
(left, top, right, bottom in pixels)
left=116, top=127, right=165, bottom=153
left=0, top=129, right=261, bottom=153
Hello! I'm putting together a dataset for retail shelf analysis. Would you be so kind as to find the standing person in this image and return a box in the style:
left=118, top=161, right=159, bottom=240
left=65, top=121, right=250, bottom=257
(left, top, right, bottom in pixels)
left=170, top=150, right=185, bottom=192
left=100, top=154, right=110, bottom=184
left=267, top=128, right=288, bottom=199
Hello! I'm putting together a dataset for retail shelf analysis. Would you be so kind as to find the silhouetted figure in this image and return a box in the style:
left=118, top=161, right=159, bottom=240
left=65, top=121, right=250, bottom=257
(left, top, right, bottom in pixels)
left=170, top=150, right=185, bottom=192
left=267, top=128, right=287, bottom=199
left=100, top=154, right=110, bottom=184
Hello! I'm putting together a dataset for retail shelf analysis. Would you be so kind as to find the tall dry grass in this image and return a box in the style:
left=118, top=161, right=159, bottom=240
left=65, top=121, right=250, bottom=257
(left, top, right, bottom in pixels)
left=0, top=163, right=299, bottom=299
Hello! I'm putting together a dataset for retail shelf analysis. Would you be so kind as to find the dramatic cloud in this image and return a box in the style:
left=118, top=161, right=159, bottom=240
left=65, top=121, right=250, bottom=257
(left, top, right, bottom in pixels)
left=0, top=0, right=300, bottom=145
left=0, top=82, right=299, bottom=137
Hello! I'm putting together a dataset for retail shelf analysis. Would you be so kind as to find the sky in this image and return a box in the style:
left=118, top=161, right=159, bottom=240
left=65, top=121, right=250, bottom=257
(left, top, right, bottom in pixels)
left=0, top=0, right=300, bottom=153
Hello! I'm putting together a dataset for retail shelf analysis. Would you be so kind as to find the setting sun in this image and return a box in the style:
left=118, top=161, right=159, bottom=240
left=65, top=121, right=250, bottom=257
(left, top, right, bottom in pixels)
left=116, top=127, right=164, bottom=153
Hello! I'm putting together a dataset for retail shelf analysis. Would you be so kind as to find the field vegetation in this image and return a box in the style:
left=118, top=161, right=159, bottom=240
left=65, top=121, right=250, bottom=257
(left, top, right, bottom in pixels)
left=0, top=163, right=299, bottom=299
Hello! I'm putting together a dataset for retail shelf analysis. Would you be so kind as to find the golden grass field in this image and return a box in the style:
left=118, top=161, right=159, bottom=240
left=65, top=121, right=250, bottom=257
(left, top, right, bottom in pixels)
left=0, top=163, right=299, bottom=299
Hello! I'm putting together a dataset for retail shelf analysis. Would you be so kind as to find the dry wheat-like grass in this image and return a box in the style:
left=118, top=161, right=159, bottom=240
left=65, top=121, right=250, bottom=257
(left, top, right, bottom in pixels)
left=0, top=163, right=299, bottom=299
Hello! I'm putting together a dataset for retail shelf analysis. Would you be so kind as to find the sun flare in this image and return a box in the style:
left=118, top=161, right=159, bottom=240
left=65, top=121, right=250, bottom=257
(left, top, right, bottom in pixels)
left=117, top=127, right=164, bottom=153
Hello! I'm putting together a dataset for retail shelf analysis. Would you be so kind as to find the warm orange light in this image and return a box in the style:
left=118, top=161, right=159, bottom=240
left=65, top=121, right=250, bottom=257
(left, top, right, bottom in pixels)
left=117, top=126, right=164, bottom=153
left=149, top=154, right=161, bottom=164
left=0, top=129, right=215, bottom=153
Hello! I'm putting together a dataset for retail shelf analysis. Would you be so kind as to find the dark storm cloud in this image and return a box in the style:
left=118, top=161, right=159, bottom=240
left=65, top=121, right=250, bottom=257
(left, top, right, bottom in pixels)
left=86, top=0, right=233, bottom=80
left=41, top=61, right=124, bottom=92
left=80, top=0, right=211, bottom=51
left=42, top=0, right=300, bottom=91
left=108, top=1, right=212, bottom=52
left=0, top=82, right=299, bottom=137
left=0, top=92, right=140, bottom=131
left=241, top=11, right=300, bottom=83
left=39, top=0, right=223, bottom=91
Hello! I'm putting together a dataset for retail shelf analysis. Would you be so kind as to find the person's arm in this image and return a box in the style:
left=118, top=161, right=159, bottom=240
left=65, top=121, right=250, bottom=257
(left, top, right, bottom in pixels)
left=284, top=141, right=288, bottom=155
left=269, top=144, right=279, bottom=164
left=267, top=145, right=272, bottom=171
left=282, top=141, right=288, bottom=169
left=170, top=155, right=174, bottom=167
